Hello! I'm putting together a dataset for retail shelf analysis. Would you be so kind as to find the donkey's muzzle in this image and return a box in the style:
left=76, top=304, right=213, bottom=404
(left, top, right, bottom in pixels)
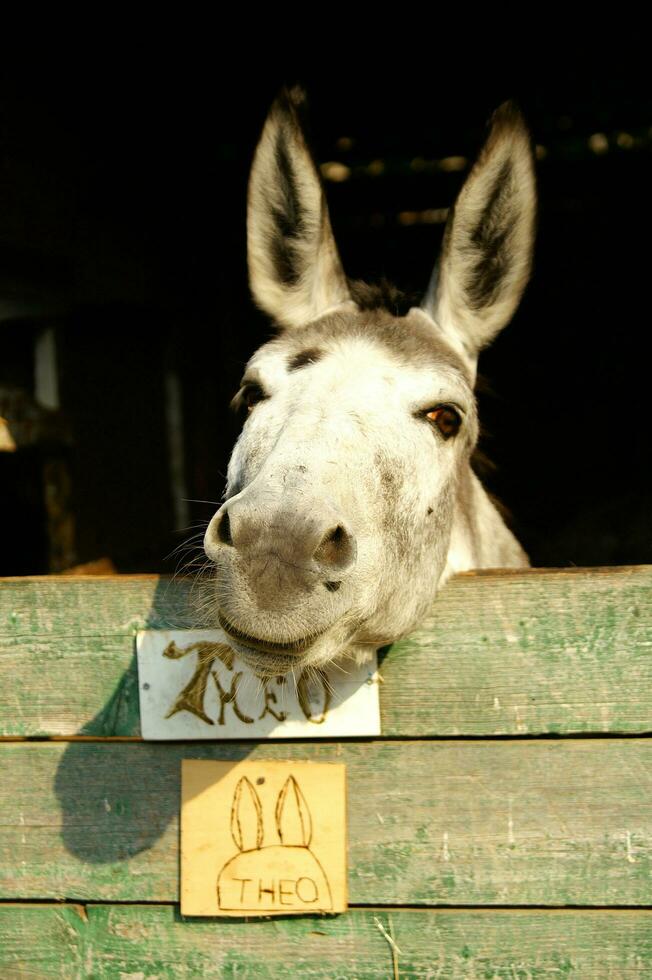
left=204, top=491, right=357, bottom=598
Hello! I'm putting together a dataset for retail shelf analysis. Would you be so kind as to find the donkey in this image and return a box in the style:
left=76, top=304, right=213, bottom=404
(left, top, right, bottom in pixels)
left=203, top=87, right=535, bottom=677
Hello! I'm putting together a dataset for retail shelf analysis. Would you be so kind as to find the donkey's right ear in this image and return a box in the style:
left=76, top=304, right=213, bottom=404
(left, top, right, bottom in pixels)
left=247, top=86, right=351, bottom=330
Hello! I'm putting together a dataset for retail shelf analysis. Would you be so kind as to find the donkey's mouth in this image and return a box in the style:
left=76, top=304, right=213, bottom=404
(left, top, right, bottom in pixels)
left=218, top=611, right=326, bottom=657
left=229, top=644, right=309, bottom=677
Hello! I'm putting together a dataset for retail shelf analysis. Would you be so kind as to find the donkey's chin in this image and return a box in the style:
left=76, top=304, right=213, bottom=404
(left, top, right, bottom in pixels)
left=218, top=610, right=336, bottom=677
left=226, top=640, right=309, bottom=677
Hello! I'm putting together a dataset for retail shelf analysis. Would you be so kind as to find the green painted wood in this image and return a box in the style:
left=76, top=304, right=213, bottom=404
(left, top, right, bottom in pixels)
left=2, top=740, right=652, bottom=905
left=0, top=636, right=141, bottom=737
left=384, top=564, right=652, bottom=736
left=0, top=575, right=195, bottom=636
left=0, top=567, right=651, bottom=737
left=1, top=904, right=651, bottom=979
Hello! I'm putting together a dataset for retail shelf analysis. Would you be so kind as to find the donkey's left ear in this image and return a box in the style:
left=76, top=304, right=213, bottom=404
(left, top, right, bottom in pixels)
left=247, top=86, right=351, bottom=330
left=422, top=102, right=536, bottom=359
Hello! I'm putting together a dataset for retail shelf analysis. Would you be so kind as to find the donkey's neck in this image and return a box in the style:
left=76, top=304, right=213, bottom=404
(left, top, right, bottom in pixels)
left=442, top=465, right=528, bottom=582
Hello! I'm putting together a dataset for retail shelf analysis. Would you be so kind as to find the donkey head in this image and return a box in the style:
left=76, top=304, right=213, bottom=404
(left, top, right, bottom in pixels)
left=204, top=87, right=535, bottom=676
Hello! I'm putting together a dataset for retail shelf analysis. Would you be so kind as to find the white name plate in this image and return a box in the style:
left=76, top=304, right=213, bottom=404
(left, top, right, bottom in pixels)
left=136, top=629, right=381, bottom=740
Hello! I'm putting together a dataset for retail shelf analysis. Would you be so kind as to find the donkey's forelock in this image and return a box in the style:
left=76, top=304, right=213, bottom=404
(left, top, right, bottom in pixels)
left=258, top=304, right=476, bottom=387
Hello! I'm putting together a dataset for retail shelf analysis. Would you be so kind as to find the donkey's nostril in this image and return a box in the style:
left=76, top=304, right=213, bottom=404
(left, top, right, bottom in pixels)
left=217, top=509, right=233, bottom=547
left=313, top=524, right=356, bottom=571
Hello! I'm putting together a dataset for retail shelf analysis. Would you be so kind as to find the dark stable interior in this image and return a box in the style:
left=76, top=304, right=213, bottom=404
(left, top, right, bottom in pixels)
left=1, top=63, right=650, bottom=574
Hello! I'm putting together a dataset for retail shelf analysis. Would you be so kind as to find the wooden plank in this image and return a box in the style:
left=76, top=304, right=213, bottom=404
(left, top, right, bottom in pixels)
left=2, top=740, right=652, bottom=905
left=0, top=575, right=195, bottom=635
left=1, top=904, right=652, bottom=978
left=0, top=636, right=140, bottom=737
left=383, top=564, right=652, bottom=736
left=1, top=567, right=651, bottom=737
left=180, top=760, right=349, bottom=916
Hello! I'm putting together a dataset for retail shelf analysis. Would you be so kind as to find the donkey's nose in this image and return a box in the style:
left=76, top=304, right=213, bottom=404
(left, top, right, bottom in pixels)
left=204, top=506, right=234, bottom=558
left=205, top=500, right=356, bottom=576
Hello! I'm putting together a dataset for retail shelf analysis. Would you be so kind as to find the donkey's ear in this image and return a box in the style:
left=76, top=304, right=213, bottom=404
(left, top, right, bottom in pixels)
left=247, top=86, right=351, bottom=330
left=423, top=102, right=536, bottom=359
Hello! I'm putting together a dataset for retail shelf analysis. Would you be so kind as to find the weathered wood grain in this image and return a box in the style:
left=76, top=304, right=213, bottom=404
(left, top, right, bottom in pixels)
left=0, top=636, right=141, bottom=737
left=0, top=575, right=195, bottom=636
left=0, top=574, right=649, bottom=974
left=385, top=564, right=652, bottom=736
left=0, top=568, right=651, bottom=737
left=2, top=740, right=652, bottom=905
left=1, top=904, right=651, bottom=979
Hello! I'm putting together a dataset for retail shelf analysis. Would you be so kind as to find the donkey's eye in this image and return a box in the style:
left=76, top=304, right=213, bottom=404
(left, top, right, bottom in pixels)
left=425, top=405, right=462, bottom=440
left=241, top=384, right=267, bottom=412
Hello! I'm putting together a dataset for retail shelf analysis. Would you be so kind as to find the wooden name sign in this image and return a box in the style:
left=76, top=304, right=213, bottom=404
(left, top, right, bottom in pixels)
left=181, top=760, right=347, bottom=917
left=137, top=630, right=380, bottom=739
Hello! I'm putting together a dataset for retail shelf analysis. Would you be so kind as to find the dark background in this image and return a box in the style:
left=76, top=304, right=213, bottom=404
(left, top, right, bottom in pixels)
left=1, top=61, right=650, bottom=575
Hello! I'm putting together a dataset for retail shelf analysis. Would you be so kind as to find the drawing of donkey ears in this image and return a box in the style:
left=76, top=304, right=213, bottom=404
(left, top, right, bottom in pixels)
left=275, top=775, right=312, bottom=846
left=218, top=772, right=333, bottom=911
left=230, top=776, right=264, bottom=851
